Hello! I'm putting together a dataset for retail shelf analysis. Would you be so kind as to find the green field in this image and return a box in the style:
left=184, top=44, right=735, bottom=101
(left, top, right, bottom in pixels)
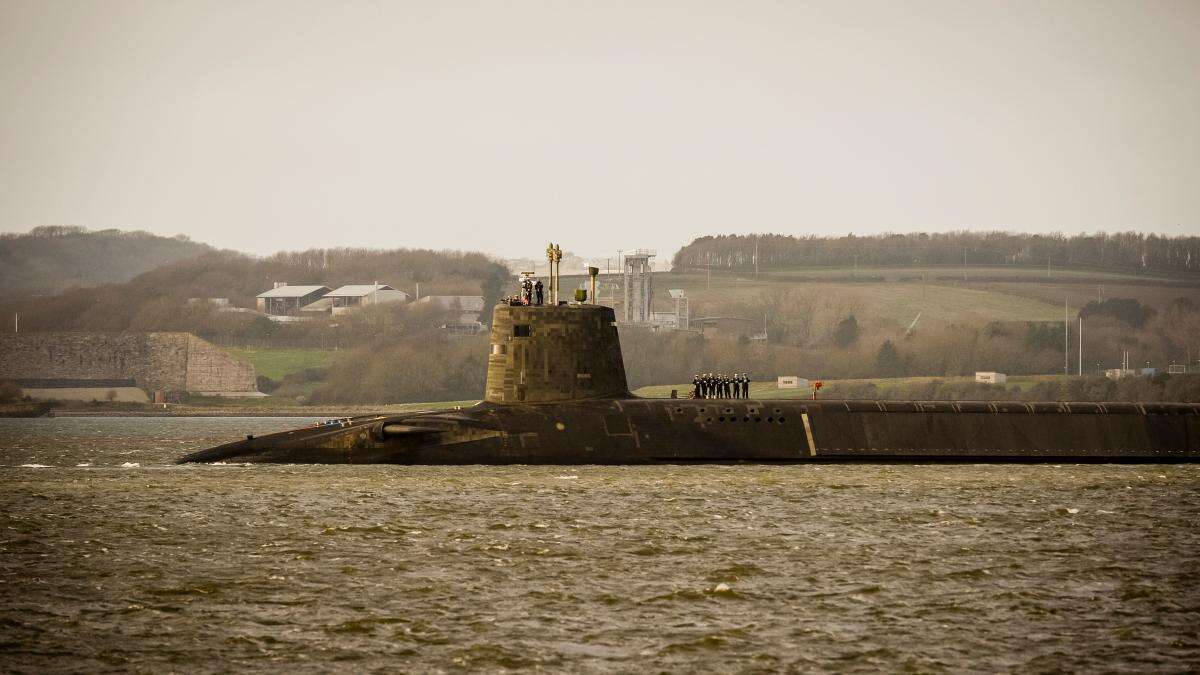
left=560, top=264, right=1198, bottom=330
left=227, top=348, right=336, bottom=380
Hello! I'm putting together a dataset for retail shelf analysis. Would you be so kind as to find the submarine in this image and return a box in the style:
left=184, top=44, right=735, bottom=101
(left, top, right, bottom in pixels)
left=181, top=293, right=1200, bottom=464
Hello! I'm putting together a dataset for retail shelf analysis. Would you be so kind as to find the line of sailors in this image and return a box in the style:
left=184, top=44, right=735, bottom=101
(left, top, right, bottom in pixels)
left=506, top=278, right=546, bottom=306
left=692, top=373, right=750, bottom=399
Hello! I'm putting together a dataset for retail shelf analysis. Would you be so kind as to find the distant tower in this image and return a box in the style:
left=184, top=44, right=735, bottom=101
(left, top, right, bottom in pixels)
left=622, top=250, right=655, bottom=323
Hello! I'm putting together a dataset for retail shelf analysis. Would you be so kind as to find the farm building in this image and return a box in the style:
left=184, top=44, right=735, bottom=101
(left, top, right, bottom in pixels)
left=326, top=284, right=410, bottom=315
left=256, top=284, right=330, bottom=317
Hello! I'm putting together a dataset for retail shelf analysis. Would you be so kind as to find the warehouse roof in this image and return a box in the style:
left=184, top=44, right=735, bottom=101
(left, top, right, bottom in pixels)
left=256, top=285, right=330, bottom=298
left=326, top=284, right=399, bottom=297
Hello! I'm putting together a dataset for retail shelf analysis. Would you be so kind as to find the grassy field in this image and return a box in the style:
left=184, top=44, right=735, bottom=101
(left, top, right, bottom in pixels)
left=559, top=264, right=1199, bottom=331
left=227, top=348, right=336, bottom=380
left=633, top=374, right=1070, bottom=399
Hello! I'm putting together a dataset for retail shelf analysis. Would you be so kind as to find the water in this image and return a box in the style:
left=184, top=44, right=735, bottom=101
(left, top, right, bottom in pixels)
left=2, top=417, right=1198, bottom=672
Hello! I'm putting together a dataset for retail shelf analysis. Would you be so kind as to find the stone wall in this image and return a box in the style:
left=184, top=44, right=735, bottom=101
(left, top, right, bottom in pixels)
left=0, top=332, right=257, bottom=394
left=184, top=334, right=257, bottom=393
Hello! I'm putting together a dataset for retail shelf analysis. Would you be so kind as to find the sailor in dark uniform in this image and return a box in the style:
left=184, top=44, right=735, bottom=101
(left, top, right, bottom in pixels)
left=534, top=279, right=544, bottom=305
left=692, top=374, right=701, bottom=399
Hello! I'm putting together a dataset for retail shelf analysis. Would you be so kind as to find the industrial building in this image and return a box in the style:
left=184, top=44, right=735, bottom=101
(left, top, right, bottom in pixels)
left=622, top=250, right=655, bottom=324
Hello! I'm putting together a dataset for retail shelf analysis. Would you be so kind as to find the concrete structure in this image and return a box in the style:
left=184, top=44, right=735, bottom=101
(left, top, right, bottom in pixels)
left=1105, top=368, right=1136, bottom=381
left=669, top=289, right=689, bottom=330
left=187, top=298, right=230, bottom=308
left=326, top=284, right=409, bottom=315
left=257, top=284, right=330, bottom=317
left=777, top=376, right=810, bottom=389
left=14, top=378, right=150, bottom=403
left=975, top=372, right=1008, bottom=385
left=1168, top=364, right=1188, bottom=374
left=0, top=332, right=258, bottom=397
left=622, top=250, right=655, bottom=323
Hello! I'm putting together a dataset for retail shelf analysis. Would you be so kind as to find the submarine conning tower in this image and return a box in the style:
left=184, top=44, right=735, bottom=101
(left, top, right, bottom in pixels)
left=485, top=303, right=630, bottom=404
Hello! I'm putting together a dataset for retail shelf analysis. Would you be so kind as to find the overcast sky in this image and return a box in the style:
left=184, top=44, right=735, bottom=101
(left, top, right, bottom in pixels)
left=2, top=0, right=1197, bottom=261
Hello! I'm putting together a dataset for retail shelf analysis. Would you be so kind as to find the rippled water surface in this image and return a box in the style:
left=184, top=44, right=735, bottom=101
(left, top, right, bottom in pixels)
left=1, top=417, right=1198, bottom=672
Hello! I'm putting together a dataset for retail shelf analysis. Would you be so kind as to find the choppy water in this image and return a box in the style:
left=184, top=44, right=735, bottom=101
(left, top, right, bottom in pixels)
left=1, top=417, right=1198, bottom=672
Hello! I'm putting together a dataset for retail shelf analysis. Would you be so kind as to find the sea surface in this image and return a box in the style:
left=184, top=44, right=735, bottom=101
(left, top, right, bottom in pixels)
left=1, top=417, right=1198, bottom=673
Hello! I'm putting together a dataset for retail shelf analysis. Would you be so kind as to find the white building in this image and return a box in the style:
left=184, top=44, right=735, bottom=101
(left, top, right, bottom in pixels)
left=777, top=376, right=810, bottom=389
left=325, top=284, right=410, bottom=315
left=975, top=372, right=1007, bottom=385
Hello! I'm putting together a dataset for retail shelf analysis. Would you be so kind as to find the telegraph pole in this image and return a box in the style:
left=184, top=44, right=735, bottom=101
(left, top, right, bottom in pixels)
left=1064, top=298, right=1069, bottom=375
left=1078, top=317, right=1083, bottom=376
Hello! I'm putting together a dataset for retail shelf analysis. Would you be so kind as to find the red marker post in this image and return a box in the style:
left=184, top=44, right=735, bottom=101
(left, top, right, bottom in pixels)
left=812, top=380, right=823, bottom=400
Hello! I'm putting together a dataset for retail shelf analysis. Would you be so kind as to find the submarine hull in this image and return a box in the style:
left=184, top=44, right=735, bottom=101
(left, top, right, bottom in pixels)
left=179, top=398, right=1200, bottom=464
left=179, top=302, right=1199, bottom=464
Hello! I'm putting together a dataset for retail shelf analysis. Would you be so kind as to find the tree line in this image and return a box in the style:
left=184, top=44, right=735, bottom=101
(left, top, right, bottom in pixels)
left=671, top=232, right=1200, bottom=276
left=1, top=226, right=212, bottom=296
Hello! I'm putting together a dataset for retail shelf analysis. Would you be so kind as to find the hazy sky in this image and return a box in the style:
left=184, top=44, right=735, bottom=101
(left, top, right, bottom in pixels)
left=2, top=0, right=1198, bottom=261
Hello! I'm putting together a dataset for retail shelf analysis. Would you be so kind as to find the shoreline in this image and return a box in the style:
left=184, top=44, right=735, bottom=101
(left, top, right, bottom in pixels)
left=2, top=401, right=480, bottom=419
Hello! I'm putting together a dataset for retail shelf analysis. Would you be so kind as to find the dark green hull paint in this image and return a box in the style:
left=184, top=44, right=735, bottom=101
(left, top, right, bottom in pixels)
left=179, top=398, right=1200, bottom=464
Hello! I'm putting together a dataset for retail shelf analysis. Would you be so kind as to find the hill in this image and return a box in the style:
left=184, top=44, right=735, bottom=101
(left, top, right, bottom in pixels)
left=4, top=246, right=511, bottom=334
left=0, top=226, right=213, bottom=296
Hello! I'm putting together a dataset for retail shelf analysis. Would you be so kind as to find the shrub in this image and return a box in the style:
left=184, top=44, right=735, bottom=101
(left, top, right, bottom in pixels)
left=0, top=380, right=22, bottom=404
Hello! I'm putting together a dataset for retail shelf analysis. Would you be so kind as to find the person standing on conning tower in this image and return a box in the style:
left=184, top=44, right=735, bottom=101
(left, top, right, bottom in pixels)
left=534, top=279, right=544, bottom=306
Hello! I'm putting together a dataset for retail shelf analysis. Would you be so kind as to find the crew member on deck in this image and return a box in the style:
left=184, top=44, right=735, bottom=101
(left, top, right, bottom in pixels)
left=534, top=279, right=544, bottom=305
